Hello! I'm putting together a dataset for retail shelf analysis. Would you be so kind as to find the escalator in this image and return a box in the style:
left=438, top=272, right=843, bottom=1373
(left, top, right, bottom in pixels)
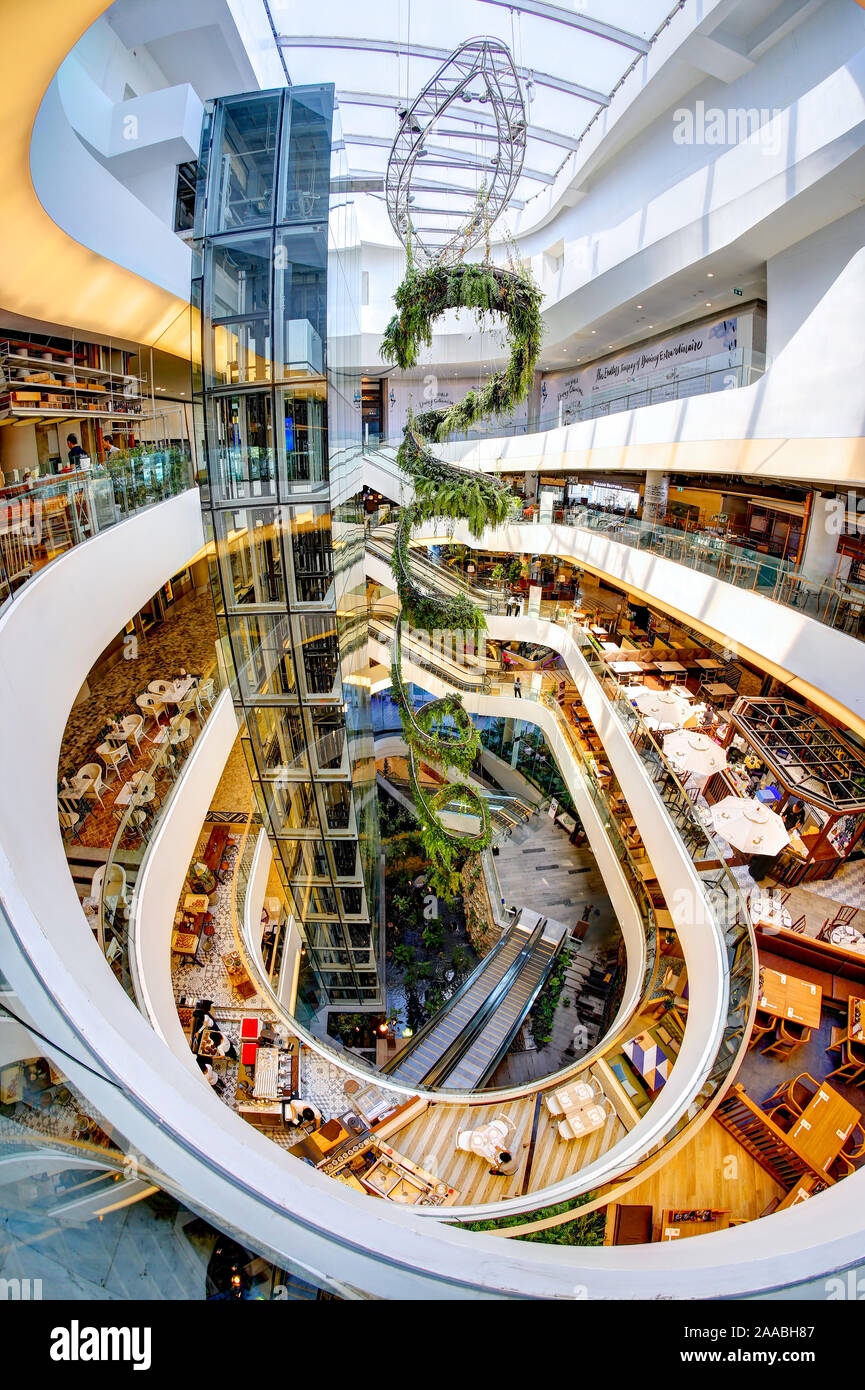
left=383, top=911, right=565, bottom=1089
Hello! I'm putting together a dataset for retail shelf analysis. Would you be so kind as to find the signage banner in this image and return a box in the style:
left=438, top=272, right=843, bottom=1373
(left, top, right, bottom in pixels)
left=540, top=315, right=740, bottom=425
left=386, top=376, right=528, bottom=437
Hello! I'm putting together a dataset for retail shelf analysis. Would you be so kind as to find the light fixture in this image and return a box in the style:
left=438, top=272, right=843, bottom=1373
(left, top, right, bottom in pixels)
left=706, top=301, right=712, bottom=307
left=636, top=304, right=643, bottom=309
left=591, top=329, right=597, bottom=334
left=707, top=272, right=714, bottom=278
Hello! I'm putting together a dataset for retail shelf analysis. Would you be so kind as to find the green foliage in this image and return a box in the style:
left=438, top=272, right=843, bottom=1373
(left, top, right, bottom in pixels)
left=463, top=1192, right=604, bottom=1245
left=530, top=946, right=572, bottom=1047
left=421, top=917, right=445, bottom=951
left=393, top=944, right=416, bottom=969
left=380, top=261, right=543, bottom=436
left=383, top=254, right=544, bottom=902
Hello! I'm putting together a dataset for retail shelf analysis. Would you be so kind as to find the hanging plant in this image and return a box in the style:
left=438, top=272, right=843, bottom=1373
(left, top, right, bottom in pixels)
left=381, top=260, right=543, bottom=438
left=381, top=250, right=544, bottom=893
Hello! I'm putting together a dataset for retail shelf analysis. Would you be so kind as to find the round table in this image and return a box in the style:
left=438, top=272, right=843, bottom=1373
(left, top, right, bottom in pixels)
left=831, top=924, right=865, bottom=952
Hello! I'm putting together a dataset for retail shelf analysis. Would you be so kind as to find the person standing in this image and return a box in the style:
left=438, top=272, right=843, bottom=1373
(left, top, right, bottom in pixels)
left=64, top=434, right=87, bottom=470
left=514, top=676, right=522, bottom=699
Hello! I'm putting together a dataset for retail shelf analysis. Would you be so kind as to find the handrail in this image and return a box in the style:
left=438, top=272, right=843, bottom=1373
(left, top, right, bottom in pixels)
left=0, top=451, right=194, bottom=615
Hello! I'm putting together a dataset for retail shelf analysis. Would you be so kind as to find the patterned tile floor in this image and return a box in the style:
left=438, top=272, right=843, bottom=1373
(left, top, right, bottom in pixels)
left=60, top=588, right=218, bottom=774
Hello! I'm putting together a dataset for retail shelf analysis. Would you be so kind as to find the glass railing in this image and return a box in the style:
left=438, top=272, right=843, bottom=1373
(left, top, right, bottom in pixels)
left=522, top=508, right=865, bottom=642
left=363, top=349, right=768, bottom=451
left=0, top=1014, right=338, bottom=1299
left=367, top=457, right=865, bottom=642
left=0, top=449, right=195, bottom=613
left=96, top=661, right=225, bottom=1002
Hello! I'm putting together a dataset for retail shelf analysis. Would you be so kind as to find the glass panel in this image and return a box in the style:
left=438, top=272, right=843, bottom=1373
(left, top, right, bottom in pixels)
left=207, top=234, right=273, bottom=387
left=229, top=614, right=296, bottom=700
left=280, top=87, right=333, bottom=223
left=287, top=503, right=333, bottom=604
left=278, top=384, right=328, bottom=494
left=215, top=506, right=284, bottom=608
left=274, top=224, right=327, bottom=377
left=307, top=708, right=346, bottom=772
left=246, top=705, right=307, bottom=777
left=279, top=837, right=330, bottom=882
left=209, top=92, right=281, bottom=233
left=292, top=613, right=340, bottom=696
left=208, top=390, right=275, bottom=500
left=319, top=781, right=352, bottom=832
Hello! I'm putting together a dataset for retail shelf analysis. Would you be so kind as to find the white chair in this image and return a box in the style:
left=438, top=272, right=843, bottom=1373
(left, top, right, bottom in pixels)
left=148, top=679, right=171, bottom=697
left=196, top=678, right=216, bottom=718
left=97, top=740, right=131, bottom=781
left=169, top=716, right=191, bottom=749
left=543, top=1093, right=565, bottom=1117
left=136, top=692, right=165, bottom=728
left=74, top=762, right=105, bottom=806
left=130, top=772, right=156, bottom=806
left=117, top=714, right=145, bottom=751
left=90, top=862, right=127, bottom=915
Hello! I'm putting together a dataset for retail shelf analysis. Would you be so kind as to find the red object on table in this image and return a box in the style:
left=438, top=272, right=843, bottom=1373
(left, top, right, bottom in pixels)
left=240, top=1042, right=257, bottom=1067
left=240, top=1017, right=260, bottom=1041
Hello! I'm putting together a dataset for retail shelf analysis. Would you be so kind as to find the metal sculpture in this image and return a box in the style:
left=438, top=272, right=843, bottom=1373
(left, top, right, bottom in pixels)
left=386, top=36, right=527, bottom=265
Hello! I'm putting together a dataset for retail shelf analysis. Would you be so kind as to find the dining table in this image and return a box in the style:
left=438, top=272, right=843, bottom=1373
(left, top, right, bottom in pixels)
left=831, top=924, right=865, bottom=953
left=786, top=1083, right=861, bottom=1175
left=757, top=966, right=822, bottom=1028
left=149, top=675, right=195, bottom=707
left=749, top=893, right=792, bottom=931
left=114, top=770, right=156, bottom=809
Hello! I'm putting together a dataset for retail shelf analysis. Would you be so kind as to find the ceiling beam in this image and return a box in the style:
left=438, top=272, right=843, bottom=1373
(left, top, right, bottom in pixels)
left=278, top=35, right=609, bottom=105
left=347, top=133, right=554, bottom=183
left=476, top=0, right=650, bottom=52
left=335, top=88, right=582, bottom=152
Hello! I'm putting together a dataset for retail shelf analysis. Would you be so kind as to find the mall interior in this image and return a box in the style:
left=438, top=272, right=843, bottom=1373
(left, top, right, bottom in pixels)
left=3, top=0, right=865, bottom=1304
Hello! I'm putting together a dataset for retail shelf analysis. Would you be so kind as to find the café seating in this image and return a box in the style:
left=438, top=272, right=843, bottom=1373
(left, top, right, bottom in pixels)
left=748, top=1008, right=775, bottom=1048
left=557, top=1098, right=613, bottom=1141
left=763, top=1073, right=819, bottom=1126
left=826, top=1029, right=865, bottom=1083
left=97, top=739, right=131, bottom=781
left=543, top=1077, right=604, bottom=1117
left=762, top=1018, right=812, bottom=1058
left=117, top=713, right=145, bottom=752
left=75, top=762, right=105, bottom=807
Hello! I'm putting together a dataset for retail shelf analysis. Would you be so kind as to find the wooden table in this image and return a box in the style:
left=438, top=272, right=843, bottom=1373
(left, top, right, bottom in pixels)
left=661, top=1209, right=730, bottom=1240
left=703, top=682, right=736, bottom=699
left=655, top=661, right=687, bottom=674
left=696, top=658, right=724, bottom=671
left=758, top=966, right=822, bottom=1029
left=776, top=1174, right=822, bottom=1209
left=171, top=928, right=199, bottom=955
left=787, top=1083, right=861, bottom=1174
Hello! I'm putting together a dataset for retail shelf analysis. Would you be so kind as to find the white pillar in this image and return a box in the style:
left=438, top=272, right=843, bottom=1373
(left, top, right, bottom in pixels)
left=801, top=491, right=842, bottom=583
left=642, top=470, right=669, bottom=522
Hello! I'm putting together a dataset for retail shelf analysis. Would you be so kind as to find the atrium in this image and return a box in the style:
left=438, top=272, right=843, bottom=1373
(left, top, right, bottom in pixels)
left=3, top=0, right=865, bottom=1327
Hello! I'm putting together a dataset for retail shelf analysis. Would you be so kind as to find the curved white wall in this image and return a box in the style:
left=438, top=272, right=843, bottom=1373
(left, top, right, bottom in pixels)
left=368, top=520, right=865, bottom=732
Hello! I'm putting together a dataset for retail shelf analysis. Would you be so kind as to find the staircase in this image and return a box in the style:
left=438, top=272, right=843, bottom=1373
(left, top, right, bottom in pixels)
left=715, top=1084, right=830, bottom=1189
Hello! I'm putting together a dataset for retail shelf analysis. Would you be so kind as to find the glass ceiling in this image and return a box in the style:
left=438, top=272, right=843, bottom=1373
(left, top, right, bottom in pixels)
left=265, top=0, right=678, bottom=221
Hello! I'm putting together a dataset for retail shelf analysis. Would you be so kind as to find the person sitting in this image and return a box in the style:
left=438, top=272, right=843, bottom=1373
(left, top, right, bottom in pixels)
left=784, top=798, right=806, bottom=833
left=196, top=1056, right=224, bottom=1095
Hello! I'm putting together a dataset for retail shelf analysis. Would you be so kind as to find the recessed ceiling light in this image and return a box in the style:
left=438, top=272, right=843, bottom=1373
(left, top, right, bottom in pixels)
left=707, top=272, right=714, bottom=278
left=648, top=324, right=654, bottom=329
left=636, top=304, right=643, bottom=309
left=591, top=329, right=597, bottom=334
left=706, top=301, right=712, bottom=307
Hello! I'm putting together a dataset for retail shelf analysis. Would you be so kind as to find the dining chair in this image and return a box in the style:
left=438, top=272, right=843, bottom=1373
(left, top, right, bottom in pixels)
left=826, top=1032, right=865, bottom=1083
left=787, top=914, right=807, bottom=934
left=831, top=906, right=858, bottom=927
left=75, top=762, right=105, bottom=806
left=97, top=740, right=131, bottom=782
left=762, top=1018, right=811, bottom=1058
left=763, top=1072, right=819, bottom=1125
left=136, top=693, right=165, bottom=727
left=748, top=1009, right=776, bottom=1048
left=543, top=1093, right=565, bottom=1117
left=118, top=713, right=145, bottom=751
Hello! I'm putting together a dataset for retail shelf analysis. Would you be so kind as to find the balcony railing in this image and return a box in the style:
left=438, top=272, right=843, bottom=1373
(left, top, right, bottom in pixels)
left=0, top=449, right=195, bottom=613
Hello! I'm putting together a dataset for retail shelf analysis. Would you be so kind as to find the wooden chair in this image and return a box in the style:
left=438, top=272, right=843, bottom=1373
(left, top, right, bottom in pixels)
left=830, top=906, right=858, bottom=927
left=787, top=914, right=807, bottom=934
left=748, top=1008, right=776, bottom=1048
left=763, top=1072, right=819, bottom=1125
left=826, top=1029, right=865, bottom=1083
left=762, top=1018, right=811, bottom=1058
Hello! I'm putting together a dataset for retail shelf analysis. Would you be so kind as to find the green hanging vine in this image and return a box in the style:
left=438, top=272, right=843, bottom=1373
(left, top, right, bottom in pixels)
left=380, top=255, right=544, bottom=898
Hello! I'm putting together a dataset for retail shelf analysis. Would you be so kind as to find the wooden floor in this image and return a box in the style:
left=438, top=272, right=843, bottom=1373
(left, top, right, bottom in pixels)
left=388, top=1067, right=628, bottom=1205
left=604, top=1117, right=783, bottom=1240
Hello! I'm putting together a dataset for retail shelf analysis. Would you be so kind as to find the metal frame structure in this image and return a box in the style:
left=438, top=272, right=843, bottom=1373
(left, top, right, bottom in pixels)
left=384, top=36, right=527, bottom=263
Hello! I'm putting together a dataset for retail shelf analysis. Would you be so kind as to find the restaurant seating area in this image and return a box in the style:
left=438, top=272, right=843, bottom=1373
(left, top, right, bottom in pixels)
left=58, top=669, right=209, bottom=851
